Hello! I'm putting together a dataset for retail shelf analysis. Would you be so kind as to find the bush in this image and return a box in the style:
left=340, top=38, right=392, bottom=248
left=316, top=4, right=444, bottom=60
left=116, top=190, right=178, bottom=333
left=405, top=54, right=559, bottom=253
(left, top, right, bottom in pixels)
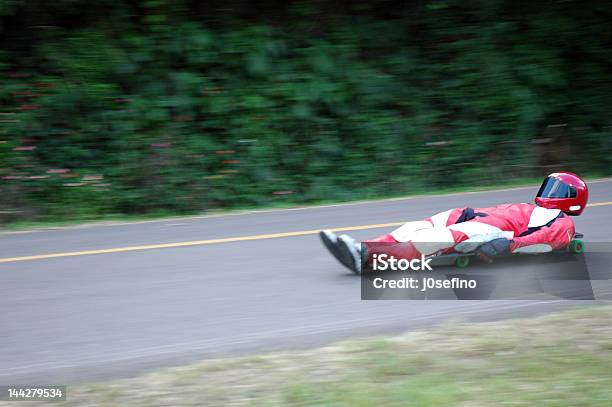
left=1, top=1, right=611, bottom=223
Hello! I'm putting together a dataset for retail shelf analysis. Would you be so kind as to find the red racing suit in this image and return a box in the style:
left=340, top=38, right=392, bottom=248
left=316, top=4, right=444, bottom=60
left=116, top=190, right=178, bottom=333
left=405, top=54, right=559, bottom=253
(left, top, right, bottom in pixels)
left=364, top=203, right=576, bottom=261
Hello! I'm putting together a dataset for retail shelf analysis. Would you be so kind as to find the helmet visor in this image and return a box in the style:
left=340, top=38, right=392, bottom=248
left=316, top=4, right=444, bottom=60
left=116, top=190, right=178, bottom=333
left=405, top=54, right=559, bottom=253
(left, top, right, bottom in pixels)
left=537, top=177, right=577, bottom=199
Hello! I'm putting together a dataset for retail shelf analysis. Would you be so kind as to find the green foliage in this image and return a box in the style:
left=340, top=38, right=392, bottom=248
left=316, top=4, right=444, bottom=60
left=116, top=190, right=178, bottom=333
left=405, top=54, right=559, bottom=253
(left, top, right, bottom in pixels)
left=0, top=1, right=611, bottom=223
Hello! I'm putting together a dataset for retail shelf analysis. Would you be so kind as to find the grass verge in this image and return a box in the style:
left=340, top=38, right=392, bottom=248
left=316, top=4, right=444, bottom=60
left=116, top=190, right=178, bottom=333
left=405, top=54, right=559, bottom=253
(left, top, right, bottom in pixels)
left=5, top=306, right=612, bottom=406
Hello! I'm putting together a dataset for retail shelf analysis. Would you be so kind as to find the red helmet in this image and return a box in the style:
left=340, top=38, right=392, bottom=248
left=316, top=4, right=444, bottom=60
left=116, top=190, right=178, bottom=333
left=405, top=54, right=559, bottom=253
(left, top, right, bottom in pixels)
left=535, top=172, right=588, bottom=216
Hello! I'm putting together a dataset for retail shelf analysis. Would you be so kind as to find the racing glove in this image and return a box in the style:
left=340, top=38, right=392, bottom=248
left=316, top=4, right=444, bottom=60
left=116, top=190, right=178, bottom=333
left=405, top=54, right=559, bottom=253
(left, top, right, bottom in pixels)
left=476, top=238, right=511, bottom=263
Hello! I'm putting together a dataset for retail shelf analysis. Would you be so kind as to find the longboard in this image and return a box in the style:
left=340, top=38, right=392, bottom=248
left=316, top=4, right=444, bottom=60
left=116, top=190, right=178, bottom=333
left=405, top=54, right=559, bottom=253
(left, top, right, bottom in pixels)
left=428, top=233, right=585, bottom=268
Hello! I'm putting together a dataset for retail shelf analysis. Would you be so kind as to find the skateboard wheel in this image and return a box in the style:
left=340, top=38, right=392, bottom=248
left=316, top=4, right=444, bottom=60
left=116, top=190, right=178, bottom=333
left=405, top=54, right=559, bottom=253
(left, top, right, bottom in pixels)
left=455, top=255, right=470, bottom=268
left=569, top=239, right=584, bottom=254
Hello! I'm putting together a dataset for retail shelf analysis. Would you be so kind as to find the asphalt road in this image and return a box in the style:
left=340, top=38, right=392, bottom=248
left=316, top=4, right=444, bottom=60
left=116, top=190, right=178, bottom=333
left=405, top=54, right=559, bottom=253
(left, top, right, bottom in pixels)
left=2, top=180, right=612, bottom=383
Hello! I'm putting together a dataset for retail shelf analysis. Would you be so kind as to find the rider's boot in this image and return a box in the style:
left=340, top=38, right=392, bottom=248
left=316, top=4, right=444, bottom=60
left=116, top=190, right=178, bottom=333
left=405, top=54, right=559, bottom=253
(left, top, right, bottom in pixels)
left=319, top=230, right=365, bottom=274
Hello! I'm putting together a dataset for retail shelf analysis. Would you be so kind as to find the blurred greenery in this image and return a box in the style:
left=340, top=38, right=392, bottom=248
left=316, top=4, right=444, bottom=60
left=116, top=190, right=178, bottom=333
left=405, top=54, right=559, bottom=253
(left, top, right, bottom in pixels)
left=1, top=1, right=611, bottom=223
left=28, top=306, right=612, bottom=406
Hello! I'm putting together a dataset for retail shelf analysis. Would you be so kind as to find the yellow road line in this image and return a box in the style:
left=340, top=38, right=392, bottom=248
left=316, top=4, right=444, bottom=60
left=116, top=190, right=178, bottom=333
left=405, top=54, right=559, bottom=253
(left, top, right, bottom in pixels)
left=2, top=201, right=612, bottom=264
left=0, top=222, right=404, bottom=264
left=590, top=201, right=612, bottom=207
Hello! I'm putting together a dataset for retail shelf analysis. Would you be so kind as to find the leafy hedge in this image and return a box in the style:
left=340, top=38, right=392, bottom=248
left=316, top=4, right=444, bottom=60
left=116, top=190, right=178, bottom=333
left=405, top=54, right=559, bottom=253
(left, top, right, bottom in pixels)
left=1, top=1, right=611, bottom=222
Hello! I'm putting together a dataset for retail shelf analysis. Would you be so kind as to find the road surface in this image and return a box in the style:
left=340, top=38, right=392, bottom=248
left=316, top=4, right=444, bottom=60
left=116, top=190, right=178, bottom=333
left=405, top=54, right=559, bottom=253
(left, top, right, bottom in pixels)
left=2, top=180, right=612, bottom=383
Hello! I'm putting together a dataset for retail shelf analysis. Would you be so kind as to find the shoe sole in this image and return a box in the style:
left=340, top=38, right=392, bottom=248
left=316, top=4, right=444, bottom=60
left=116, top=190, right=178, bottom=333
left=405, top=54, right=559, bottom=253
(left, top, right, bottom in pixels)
left=336, top=237, right=360, bottom=274
left=319, top=231, right=358, bottom=273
